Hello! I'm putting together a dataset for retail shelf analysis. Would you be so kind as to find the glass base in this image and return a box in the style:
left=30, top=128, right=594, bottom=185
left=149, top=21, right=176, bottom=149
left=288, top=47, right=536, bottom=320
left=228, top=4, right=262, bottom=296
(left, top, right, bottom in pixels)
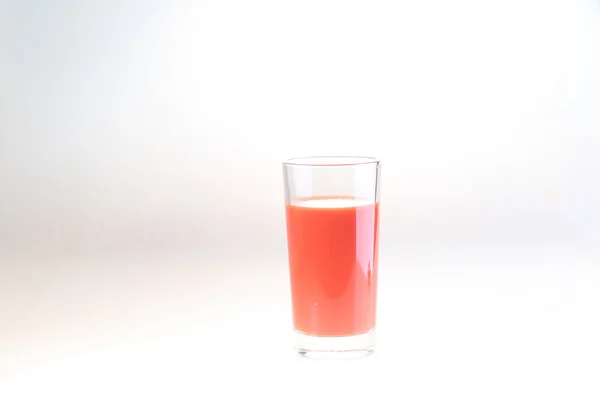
left=294, top=330, right=376, bottom=360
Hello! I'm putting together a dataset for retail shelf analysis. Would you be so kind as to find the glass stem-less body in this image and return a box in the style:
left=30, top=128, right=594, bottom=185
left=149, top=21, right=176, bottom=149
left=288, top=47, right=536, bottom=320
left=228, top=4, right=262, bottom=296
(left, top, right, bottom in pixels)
left=283, top=157, right=381, bottom=359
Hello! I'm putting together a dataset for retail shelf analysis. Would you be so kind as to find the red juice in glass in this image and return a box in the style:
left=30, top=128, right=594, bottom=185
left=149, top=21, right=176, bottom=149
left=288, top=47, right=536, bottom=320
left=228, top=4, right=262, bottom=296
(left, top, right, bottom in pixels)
left=286, top=197, right=379, bottom=336
left=283, top=157, right=381, bottom=359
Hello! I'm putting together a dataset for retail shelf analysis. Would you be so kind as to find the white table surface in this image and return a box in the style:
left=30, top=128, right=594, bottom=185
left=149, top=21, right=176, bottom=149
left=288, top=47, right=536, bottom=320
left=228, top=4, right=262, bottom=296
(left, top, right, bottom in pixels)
left=2, top=240, right=598, bottom=399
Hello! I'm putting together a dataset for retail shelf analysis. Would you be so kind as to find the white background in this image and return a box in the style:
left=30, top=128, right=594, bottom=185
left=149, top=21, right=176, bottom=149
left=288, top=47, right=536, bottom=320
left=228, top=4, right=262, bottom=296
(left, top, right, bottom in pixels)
left=1, top=0, right=599, bottom=398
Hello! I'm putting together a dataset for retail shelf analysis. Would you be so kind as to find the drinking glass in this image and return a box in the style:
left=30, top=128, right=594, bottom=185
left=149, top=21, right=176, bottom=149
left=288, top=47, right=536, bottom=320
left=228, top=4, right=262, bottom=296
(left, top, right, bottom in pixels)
left=282, top=156, right=381, bottom=359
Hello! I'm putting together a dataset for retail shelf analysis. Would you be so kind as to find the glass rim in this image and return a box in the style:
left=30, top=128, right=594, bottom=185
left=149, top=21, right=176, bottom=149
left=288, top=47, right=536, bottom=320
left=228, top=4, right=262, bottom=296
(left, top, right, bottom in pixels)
left=283, top=156, right=380, bottom=167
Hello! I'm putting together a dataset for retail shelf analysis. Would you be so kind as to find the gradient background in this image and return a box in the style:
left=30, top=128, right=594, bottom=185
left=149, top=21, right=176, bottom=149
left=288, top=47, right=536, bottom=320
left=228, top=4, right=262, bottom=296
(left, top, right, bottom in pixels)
left=1, top=0, right=600, bottom=398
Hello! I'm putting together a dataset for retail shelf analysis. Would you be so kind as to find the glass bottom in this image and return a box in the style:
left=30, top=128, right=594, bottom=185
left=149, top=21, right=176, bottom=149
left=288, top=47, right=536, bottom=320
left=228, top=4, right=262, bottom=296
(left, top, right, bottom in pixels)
left=294, top=329, right=376, bottom=360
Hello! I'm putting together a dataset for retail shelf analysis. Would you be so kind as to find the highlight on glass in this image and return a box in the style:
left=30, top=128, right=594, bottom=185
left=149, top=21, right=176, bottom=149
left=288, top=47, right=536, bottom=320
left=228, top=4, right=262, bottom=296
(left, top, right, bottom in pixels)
left=283, top=156, right=381, bottom=359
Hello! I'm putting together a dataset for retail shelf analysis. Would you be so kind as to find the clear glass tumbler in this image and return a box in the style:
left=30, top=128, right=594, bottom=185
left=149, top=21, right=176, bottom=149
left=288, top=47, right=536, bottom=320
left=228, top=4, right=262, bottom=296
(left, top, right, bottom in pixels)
left=283, top=156, right=381, bottom=359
